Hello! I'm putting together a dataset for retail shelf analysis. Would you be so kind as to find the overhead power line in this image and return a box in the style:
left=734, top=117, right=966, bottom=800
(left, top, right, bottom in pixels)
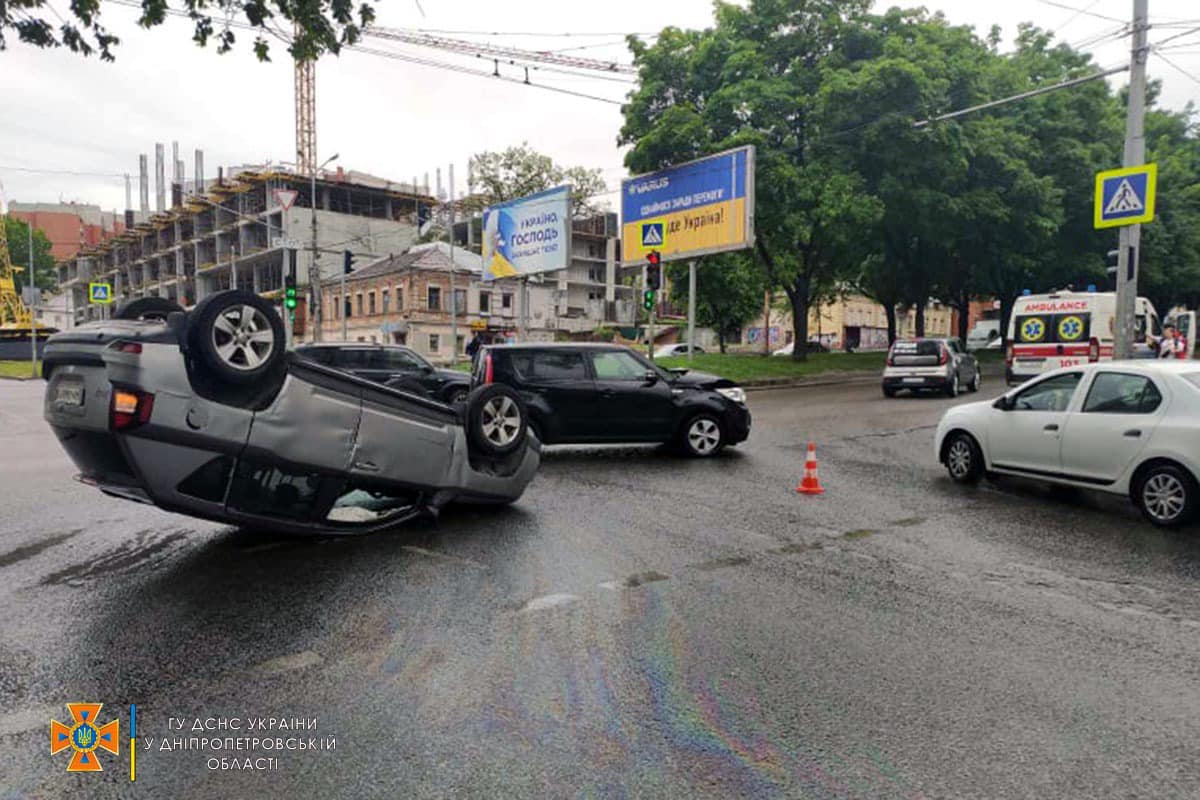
left=1153, top=25, right=1200, bottom=47
left=914, top=64, right=1129, bottom=128
left=363, top=27, right=637, bottom=74
left=0, top=164, right=125, bottom=179
left=1036, top=0, right=1126, bottom=25
left=1154, top=51, right=1200, bottom=87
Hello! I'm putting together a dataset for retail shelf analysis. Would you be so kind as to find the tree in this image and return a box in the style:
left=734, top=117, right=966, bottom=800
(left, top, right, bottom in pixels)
left=4, top=216, right=56, bottom=292
left=465, top=143, right=608, bottom=219
left=620, top=0, right=879, bottom=361
left=665, top=254, right=764, bottom=353
left=1, top=0, right=376, bottom=62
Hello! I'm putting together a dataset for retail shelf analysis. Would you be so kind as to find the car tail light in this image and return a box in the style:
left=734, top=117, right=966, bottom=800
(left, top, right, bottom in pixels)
left=1088, top=337, right=1100, bottom=363
left=483, top=351, right=494, bottom=385
left=108, top=340, right=143, bottom=354
left=1006, top=343, right=1014, bottom=368
left=886, top=349, right=895, bottom=367
left=938, top=345, right=949, bottom=365
left=111, top=388, right=155, bottom=431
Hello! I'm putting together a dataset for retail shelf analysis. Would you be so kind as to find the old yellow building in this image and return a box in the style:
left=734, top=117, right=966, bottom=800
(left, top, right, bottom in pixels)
left=743, top=293, right=954, bottom=351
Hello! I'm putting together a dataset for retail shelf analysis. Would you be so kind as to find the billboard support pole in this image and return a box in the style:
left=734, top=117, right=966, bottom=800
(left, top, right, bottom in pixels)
left=687, top=259, right=697, bottom=359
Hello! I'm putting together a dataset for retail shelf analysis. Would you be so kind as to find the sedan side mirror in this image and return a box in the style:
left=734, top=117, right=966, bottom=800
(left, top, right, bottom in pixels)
left=421, top=364, right=434, bottom=373
left=993, top=396, right=1012, bottom=411
left=644, top=370, right=659, bottom=385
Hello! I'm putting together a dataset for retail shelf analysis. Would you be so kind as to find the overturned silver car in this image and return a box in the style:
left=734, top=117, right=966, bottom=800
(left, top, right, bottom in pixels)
left=42, top=290, right=539, bottom=535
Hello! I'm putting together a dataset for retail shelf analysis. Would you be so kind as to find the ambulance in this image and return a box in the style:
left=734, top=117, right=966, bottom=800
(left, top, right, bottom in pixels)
left=1005, top=290, right=1195, bottom=385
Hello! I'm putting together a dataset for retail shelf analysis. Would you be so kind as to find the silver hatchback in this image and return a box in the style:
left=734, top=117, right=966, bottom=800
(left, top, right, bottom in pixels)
left=42, top=290, right=539, bottom=535
left=882, top=338, right=981, bottom=398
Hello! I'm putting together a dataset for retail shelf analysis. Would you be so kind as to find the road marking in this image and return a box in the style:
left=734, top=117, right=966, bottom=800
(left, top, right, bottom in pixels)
left=519, top=593, right=578, bottom=612
left=401, top=545, right=487, bottom=570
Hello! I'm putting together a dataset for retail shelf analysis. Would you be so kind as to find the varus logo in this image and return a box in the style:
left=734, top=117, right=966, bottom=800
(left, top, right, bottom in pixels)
left=50, top=703, right=119, bottom=772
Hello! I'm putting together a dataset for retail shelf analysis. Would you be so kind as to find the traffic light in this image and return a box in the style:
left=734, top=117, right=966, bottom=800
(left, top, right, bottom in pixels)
left=283, top=276, right=297, bottom=310
left=643, top=289, right=656, bottom=311
left=646, top=250, right=662, bottom=290
left=343, top=249, right=355, bottom=274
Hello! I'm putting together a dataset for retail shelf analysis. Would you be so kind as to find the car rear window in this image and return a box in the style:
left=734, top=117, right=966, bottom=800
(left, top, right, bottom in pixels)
left=889, top=340, right=943, bottom=366
left=509, top=350, right=587, bottom=382
left=1014, top=313, right=1091, bottom=344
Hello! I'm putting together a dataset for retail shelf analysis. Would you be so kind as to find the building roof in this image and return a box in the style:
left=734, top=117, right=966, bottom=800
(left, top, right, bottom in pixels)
left=348, top=251, right=425, bottom=281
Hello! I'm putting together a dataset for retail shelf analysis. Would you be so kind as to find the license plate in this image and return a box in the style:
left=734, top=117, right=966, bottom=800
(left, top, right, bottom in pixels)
left=54, top=381, right=84, bottom=406
left=902, top=377, right=924, bottom=384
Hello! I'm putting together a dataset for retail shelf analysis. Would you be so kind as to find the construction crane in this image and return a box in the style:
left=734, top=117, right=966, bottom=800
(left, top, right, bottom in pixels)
left=0, top=215, right=36, bottom=334
left=295, top=20, right=317, bottom=176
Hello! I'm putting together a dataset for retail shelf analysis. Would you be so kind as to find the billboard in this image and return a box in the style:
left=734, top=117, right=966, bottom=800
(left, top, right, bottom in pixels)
left=482, top=185, right=571, bottom=281
left=620, top=146, right=755, bottom=264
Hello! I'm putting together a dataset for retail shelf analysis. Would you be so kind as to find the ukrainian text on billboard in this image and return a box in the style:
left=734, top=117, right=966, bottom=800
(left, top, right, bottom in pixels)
left=482, top=185, right=571, bottom=280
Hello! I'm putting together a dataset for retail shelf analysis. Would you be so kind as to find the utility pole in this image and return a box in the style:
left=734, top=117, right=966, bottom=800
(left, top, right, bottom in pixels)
left=448, top=163, right=457, bottom=365
left=1115, top=0, right=1150, bottom=360
left=687, top=259, right=697, bottom=358
left=29, top=222, right=37, bottom=377
left=311, top=165, right=321, bottom=342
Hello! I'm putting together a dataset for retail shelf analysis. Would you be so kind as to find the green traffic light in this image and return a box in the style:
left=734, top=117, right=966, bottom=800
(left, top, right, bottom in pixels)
left=642, top=289, right=656, bottom=311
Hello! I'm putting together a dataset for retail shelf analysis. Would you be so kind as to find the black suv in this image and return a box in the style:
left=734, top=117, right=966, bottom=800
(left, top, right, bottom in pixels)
left=472, top=343, right=750, bottom=456
left=295, top=343, right=470, bottom=404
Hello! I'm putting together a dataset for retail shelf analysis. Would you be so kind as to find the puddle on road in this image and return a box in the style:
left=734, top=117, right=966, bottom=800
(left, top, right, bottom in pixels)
left=889, top=517, right=926, bottom=527
left=39, top=529, right=190, bottom=586
left=0, top=529, right=83, bottom=569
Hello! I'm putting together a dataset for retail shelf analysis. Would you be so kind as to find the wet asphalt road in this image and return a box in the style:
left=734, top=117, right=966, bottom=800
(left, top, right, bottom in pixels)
left=3, top=375, right=1200, bottom=799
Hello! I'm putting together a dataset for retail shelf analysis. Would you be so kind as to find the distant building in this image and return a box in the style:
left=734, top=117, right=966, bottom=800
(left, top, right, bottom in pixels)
left=8, top=202, right=125, bottom=260
left=55, top=167, right=433, bottom=331
left=744, top=294, right=956, bottom=351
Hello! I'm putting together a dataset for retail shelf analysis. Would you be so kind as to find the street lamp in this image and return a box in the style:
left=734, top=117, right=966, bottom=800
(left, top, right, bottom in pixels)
left=310, top=152, right=338, bottom=342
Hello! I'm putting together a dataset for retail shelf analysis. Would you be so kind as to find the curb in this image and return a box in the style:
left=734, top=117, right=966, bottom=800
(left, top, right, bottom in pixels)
left=0, top=375, right=39, bottom=382
left=742, top=362, right=1006, bottom=393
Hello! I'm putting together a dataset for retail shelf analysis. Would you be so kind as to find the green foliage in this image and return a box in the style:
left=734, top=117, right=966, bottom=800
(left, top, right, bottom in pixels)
left=0, top=0, right=375, bottom=62
left=592, top=326, right=617, bottom=342
left=666, top=254, right=764, bottom=353
left=4, top=217, right=56, bottom=292
left=656, top=351, right=886, bottom=382
left=624, top=3, right=1200, bottom=349
left=466, top=143, right=608, bottom=218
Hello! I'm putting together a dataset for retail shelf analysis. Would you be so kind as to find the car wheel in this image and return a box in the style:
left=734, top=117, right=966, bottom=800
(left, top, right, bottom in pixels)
left=467, top=384, right=527, bottom=457
left=680, top=414, right=724, bottom=457
left=445, top=386, right=469, bottom=405
left=945, top=373, right=960, bottom=398
left=969, top=370, right=981, bottom=393
left=944, top=432, right=984, bottom=484
left=115, top=296, right=184, bottom=321
left=188, top=290, right=285, bottom=386
left=883, top=386, right=897, bottom=398
left=1134, top=464, right=1197, bottom=527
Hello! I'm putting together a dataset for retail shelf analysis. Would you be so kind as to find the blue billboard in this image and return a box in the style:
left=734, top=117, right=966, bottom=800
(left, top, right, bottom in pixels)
left=482, top=185, right=571, bottom=281
left=620, top=146, right=755, bottom=264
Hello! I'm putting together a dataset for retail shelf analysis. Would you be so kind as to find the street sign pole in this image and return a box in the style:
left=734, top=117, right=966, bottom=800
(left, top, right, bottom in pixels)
left=29, top=222, right=36, bottom=377
left=1115, top=0, right=1149, bottom=360
left=687, top=259, right=697, bottom=359
left=285, top=248, right=295, bottom=348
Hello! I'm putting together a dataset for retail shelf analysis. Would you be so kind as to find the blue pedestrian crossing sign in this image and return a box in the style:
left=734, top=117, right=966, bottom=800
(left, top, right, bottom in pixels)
left=88, top=282, right=114, bottom=304
left=640, top=221, right=665, bottom=247
left=1094, top=163, right=1157, bottom=229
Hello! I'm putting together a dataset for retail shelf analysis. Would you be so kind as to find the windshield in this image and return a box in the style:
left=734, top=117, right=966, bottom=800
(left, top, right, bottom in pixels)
left=626, top=348, right=674, bottom=381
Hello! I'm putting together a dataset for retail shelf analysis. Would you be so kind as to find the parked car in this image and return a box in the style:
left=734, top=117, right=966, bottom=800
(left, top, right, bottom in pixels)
left=883, top=338, right=980, bottom=397
left=41, top=291, right=539, bottom=535
left=653, top=343, right=705, bottom=358
left=473, top=343, right=750, bottom=457
left=294, top=342, right=470, bottom=404
left=966, top=320, right=1002, bottom=351
left=772, top=339, right=831, bottom=356
left=935, top=361, right=1200, bottom=527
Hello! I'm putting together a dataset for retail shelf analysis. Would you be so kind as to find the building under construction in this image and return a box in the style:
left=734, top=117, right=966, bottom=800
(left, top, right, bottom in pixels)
left=57, top=163, right=435, bottom=333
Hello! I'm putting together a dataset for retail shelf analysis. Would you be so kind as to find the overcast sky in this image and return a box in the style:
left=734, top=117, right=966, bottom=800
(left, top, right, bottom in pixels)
left=1, top=0, right=1197, bottom=214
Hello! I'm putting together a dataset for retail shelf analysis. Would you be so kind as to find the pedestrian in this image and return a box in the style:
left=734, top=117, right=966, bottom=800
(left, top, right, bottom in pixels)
left=1158, top=323, right=1182, bottom=359
left=465, top=331, right=483, bottom=359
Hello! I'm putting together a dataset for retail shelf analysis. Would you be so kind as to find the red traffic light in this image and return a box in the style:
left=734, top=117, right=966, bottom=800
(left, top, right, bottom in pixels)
left=646, top=250, right=661, bottom=266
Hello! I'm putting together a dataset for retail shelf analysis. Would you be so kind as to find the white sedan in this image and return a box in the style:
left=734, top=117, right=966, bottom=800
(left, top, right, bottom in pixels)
left=935, top=361, right=1200, bottom=527
left=653, top=343, right=704, bottom=358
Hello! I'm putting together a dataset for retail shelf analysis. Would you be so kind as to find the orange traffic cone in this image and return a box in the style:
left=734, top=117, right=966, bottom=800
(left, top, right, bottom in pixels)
left=796, top=442, right=825, bottom=495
